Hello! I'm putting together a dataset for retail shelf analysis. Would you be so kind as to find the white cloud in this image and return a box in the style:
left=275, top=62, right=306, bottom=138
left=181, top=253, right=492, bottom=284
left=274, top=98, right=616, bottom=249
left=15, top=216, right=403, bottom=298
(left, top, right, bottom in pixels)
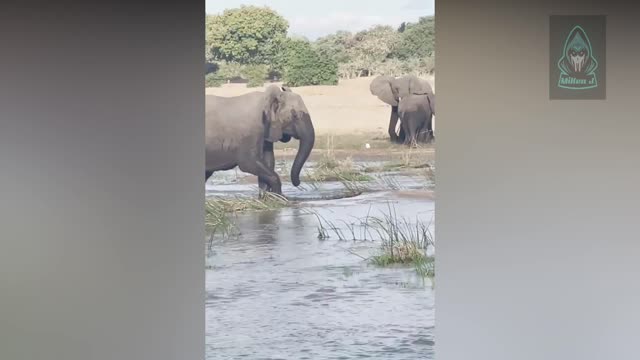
left=403, top=0, right=436, bottom=11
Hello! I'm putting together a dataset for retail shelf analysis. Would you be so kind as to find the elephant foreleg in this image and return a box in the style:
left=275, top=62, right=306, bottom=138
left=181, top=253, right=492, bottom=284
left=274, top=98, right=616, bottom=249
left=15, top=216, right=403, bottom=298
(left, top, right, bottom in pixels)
left=388, top=106, right=400, bottom=143
left=239, top=158, right=283, bottom=196
left=259, top=142, right=275, bottom=193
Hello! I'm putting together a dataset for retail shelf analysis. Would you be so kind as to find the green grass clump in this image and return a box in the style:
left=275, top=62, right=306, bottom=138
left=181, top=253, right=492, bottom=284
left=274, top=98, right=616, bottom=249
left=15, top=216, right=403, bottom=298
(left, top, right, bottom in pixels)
left=367, top=205, right=434, bottom=277
left=310, top=154, right=372, bottom=182
left=413, top=255, right=435, bottom=278
left=310, top=203, right=435, bottom=278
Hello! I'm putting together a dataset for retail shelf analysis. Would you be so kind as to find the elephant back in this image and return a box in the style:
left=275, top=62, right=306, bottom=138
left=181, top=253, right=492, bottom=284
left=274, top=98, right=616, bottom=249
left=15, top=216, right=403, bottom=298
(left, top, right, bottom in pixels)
left=408, top=76, right=433, bottom=95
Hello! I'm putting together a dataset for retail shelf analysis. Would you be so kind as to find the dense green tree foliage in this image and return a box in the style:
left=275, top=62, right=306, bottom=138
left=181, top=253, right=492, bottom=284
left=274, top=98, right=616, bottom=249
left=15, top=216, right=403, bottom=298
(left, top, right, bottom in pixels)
left=313, top=31, right=356, bottom=64
left=281, top=40, right=338, bottom=86
left=393, top=16, right=435, bottom=60
left=205, top=7, right=434, bottom=86
left=205, top=6, right=288, bottom=65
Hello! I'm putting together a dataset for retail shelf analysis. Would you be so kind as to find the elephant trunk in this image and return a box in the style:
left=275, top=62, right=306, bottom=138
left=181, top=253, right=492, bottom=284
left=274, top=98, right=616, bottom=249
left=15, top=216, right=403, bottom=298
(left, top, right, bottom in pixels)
left=291, top=113, right=315, bottom=187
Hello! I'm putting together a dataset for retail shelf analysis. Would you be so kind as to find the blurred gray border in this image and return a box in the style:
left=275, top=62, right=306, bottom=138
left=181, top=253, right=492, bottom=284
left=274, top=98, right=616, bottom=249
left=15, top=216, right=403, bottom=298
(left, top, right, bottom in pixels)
left=0, top=1, right=204, bottom=359
left=437, top=1, right=640, bottom=359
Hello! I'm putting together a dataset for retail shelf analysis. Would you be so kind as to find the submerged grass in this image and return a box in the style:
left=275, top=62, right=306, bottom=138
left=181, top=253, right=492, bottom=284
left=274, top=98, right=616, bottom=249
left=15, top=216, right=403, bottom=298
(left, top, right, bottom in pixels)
left=362, top=147, right=434, bottom=175
left=205, top=192, right=289, bottom=236
left=423, top=164, right=435, bottom=190
left=297, top=136, right=374, bottom=195
left=308, top=144, right=372, bottom=183
left=208, top=192, right=289, bottom=212
left=280, top=135, right=373, bottom=185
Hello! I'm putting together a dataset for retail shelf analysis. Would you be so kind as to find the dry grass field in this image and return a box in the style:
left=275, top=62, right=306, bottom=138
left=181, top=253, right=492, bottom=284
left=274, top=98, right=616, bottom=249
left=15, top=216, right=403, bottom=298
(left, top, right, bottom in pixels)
left=205, top=75, right=436, bottom=162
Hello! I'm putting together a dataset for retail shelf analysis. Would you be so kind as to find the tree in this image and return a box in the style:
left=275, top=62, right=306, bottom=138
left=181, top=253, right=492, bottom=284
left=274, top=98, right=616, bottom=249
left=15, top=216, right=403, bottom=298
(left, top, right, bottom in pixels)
left=205, top=14, right=223, bottom=62
left=313, top=31, right=356, bottom=65
left=351, top=25, right=400, bottom=76
left=242, top=64, right=269, bottom=87
left=393, top=16, right=435, bottom=60
left=282, top=40, right=338, bottom=86
left=271, top=36, right=310, bottom=75
left=205, top=6, right=289, bottom=65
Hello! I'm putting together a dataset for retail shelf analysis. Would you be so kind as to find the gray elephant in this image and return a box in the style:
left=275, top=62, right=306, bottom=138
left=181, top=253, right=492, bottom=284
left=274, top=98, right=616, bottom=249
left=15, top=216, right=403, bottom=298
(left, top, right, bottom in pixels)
left=370, top=74, right=435, bottom=145
left=205, top=85, right=315, bottom=196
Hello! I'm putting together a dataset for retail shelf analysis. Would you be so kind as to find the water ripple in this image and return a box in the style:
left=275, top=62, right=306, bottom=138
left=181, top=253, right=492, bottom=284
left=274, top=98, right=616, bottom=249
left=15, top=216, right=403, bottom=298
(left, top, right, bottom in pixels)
left=206, top=191, right=434, bottom=359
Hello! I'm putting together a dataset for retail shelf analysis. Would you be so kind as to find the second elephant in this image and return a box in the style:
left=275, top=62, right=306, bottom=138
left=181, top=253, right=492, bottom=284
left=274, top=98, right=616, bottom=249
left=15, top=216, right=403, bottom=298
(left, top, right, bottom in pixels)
left=370, top=74, right=435, bottom=145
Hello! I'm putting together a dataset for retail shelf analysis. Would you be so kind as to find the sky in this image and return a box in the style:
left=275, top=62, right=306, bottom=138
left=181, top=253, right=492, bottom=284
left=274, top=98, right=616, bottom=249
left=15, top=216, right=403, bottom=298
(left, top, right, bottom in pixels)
left=204, top=0, right=435, bottom=40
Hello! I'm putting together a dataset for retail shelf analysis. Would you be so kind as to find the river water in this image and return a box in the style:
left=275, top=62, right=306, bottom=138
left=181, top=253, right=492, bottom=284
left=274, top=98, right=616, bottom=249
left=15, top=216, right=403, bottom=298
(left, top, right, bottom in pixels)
left=205, top=167, right=435, bottom=360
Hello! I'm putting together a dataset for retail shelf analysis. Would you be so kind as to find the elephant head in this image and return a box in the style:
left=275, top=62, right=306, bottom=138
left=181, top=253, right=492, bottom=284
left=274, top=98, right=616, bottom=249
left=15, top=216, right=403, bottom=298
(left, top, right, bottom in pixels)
left=370, top=75, right=399, bottom=106
left=370, top=74, right=434, bottom=105
left=263, top=84, right=315, bottom=187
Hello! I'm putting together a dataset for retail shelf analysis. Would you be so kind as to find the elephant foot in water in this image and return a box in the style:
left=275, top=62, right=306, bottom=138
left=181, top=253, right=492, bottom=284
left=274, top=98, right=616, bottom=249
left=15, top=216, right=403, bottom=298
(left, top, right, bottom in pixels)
left=258, top=182, right=288, bottom=200
left=238, top=160, right=283, bottom=197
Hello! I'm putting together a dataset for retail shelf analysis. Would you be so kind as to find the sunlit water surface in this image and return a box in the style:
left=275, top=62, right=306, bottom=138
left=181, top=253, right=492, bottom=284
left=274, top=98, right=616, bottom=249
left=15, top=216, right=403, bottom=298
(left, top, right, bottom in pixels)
left=206, top=164, right=435, bottom=360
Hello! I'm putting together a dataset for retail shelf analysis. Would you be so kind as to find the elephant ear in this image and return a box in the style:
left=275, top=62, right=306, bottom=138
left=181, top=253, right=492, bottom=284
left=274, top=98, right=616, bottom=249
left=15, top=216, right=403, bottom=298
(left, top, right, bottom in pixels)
left=281, top=86, right=292, bottom=92
left=370, top=75, right=398, bottom=106
left=263, top=85, right=285, bottom=143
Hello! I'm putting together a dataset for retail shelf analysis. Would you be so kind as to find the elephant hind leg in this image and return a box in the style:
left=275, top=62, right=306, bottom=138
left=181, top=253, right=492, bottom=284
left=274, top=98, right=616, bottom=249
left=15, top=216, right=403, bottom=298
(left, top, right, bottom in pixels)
left=426, top=129, right=435, bottom=144
left=397, top=125, right=406, bottom=144
left=417, top=124, right=431, bottom=144
left=239, top=159, right=283, bottom=196
left=403, top=134, right=417, bottom=147
left=403, top=124, right=417, bottom=147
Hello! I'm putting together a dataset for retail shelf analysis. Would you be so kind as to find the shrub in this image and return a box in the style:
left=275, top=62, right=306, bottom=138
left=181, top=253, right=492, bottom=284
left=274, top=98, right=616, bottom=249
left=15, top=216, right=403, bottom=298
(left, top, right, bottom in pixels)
left=242, top=64, right=268, bottom=87
left=283, top=44, right=338, bottom=87
left=217, top=62, right=244, bottom=80
left=205, top=73, right=224, bottom=87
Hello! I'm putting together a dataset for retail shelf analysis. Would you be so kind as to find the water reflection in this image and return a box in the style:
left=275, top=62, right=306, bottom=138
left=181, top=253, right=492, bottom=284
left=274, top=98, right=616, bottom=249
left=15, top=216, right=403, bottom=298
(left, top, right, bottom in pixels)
left=206, top=192, right=435, bottom=359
